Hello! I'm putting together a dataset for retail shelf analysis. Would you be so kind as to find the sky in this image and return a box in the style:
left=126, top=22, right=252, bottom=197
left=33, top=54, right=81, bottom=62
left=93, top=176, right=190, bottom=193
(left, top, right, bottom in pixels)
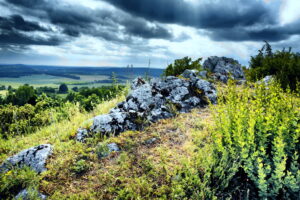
left=0, top=0, right=300, bottom=68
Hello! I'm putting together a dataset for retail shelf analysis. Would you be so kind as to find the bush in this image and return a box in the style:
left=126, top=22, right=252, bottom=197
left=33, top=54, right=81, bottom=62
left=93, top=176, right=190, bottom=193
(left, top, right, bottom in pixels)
left=0, top=167, right=39, bottom=199
left=95, top=143, right=110, bottom=159
left=163, top=57, right=202, bottom=77
left=5, top=84, right=36, bottom=106
left=171, top=82, right=300, bottom=199
left=66, top=85, right=124, bottom=111
left=248, top=41, right=300, bottom=90
left=0, top=96, right=71, bottom=138
left=71, top=159, right=90, bottom=175
left=207, top=82, right=300, bottom=198
left=58, top=83, right=68, bottom=94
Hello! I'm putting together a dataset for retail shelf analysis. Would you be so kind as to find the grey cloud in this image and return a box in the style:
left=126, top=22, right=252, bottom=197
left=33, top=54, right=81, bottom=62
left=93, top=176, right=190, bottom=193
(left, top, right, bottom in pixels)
left=0, top=14, right=47, bottom=32
left=4, top=0, right=174, bottom=42
left=104, top=0, right=300, bottom=42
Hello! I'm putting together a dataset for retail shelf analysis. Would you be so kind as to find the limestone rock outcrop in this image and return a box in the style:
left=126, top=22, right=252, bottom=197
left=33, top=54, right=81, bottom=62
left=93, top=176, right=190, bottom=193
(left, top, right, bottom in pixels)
left=90, top=70, right=217, bottom=136
left=203, top=56, right=245, bottom=83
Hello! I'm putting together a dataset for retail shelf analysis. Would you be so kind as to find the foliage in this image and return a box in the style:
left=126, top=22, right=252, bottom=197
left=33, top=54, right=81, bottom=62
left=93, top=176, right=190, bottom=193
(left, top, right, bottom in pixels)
left=0, top=96, right=70, bottom=139
left=248, top=41, right=300, bottom=90
left=0, top=167, right=40, bottom=199
left=163, top=56, right=202, bottom=77
left=71, top=159, right=90, bottom=175
left=5, top=84, right=36, bottom=106
left=207, top=82, right=300, bottom=198
left=66, top=85, right=124, bottom=111
left=36, top=86, right=56, bottom=95
left=58, top=83, right=68, bottom=94
left=72, top=87, right=78, bottom=92
left=0, top=83, right=125, bottom=138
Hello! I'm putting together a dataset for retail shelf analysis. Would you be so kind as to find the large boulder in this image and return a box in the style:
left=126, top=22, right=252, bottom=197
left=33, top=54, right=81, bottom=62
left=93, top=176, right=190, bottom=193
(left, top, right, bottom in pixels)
left=203, top=56, right=245, bottom=83
left=0, top=144, right=52, bottom=174
left=90, top=70, right=217, bottom=136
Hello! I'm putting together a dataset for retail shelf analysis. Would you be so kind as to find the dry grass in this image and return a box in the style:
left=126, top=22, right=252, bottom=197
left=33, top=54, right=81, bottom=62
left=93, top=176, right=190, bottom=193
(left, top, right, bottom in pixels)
left=39, top=108, right=213, bottom=199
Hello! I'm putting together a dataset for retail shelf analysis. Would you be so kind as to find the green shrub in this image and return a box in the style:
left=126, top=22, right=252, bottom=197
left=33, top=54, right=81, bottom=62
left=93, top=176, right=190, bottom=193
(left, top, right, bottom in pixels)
left=209, top=82, right=300, bottom=198
left=170, top=82, right=300, bottom=199
left=0, top=167, right=39, bottom=199
left=95, top=142, right=110, bottom=159
left=71, top=159, right=90, bottom=175
left=163, top=57, right=202, bottom=77
left=66, top=85, right=124, bottom=111
left=248, top=41, right=300, bottom=90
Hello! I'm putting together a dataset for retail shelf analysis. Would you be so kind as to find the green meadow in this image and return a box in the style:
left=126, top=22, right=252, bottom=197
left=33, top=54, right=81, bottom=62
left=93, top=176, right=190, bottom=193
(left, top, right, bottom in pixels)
left=0, top=74, right=111, bottom=89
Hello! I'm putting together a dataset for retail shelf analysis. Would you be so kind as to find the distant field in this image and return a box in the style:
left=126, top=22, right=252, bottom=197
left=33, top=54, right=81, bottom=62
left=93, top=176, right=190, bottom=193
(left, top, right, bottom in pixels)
left=0, top=74, right=112, bottom=88
left=0, top=65, right=164, bottom=89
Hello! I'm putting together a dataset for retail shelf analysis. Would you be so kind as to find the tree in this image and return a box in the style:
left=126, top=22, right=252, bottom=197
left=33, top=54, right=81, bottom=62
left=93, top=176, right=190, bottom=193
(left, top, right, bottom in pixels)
left=5, top=84, right=37, bottom=106
left=58, top=83, right=68, bottom=94
left=72, top=87, right=79, bottom=92
left=163, top=57, right=202, bottom=77
left=248, top=41, right=300, bottom=90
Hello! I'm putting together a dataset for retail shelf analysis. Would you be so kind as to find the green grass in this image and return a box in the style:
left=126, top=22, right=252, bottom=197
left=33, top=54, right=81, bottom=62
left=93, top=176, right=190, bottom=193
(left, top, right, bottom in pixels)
left=0, top=74, right=112, bottom=89
left=0, top=90, right=7, bottom=97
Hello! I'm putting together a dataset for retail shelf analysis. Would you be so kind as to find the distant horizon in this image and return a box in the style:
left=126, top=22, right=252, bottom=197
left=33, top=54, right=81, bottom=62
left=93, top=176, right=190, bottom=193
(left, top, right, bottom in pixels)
left=0, top=63, right=166, bottom=69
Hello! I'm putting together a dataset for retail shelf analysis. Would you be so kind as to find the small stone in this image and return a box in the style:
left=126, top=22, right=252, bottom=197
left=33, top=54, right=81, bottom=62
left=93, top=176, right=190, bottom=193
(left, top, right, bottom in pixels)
left=76, top=128, right=89, bottom=143
left=144, top=138, right=157, bottom=145
left=257, top=75, right=274, bottom=85
left=97, top=143, right=120, bottom=159
left=107, top=143, right=120, bottom=152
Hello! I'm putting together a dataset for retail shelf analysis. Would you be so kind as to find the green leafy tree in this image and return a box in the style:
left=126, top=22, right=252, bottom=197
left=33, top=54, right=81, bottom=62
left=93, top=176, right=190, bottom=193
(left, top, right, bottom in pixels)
left=248, top=41, right=300, bottom=90
left=72, top=87, right=79, bottom=92
left=163, top=56, right=202, bottom=77
left=58, top=83, right=68, bottom=94
left=5, top=84, right=37, bottom=106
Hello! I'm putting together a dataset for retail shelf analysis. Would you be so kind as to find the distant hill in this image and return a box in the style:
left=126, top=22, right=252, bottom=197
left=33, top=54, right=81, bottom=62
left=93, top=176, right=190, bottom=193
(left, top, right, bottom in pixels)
left=0, top=64, right=164, bottom=80
left=0, top=64, right=40, bottom=78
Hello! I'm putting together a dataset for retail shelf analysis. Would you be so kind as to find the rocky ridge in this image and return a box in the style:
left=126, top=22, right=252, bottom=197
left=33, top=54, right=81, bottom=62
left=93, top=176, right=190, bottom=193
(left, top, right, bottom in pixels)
left=78, top=69, right=217, bottom=141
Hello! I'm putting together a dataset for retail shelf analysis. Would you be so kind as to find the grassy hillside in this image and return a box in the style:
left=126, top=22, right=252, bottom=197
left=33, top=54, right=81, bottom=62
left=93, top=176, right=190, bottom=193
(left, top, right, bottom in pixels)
left=1, top=82, right=299, bottom=199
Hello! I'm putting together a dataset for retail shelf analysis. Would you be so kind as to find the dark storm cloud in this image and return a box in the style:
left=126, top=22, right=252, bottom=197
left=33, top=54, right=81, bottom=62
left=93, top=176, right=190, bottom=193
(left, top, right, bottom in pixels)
left=0, top=31, right=62, bottom=46
left=104, top=0, right=300, bottom=42
left=0, top=14, right=63, bottom=46
left=0, top=15, right=47, bottom=32
left=4, top=0, right=300, bottom=45
left=209, top=19, right=300, bottom=42
left=3, top=0, right=173, bottom=42
left=5, top=0, right=45, bottom=8
left=103, top=0, right=274, bottom=28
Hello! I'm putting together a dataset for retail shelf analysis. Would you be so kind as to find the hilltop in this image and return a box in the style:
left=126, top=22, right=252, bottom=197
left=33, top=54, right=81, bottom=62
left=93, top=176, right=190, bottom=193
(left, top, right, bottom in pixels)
left=0, top=43, right=300, bottom=199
